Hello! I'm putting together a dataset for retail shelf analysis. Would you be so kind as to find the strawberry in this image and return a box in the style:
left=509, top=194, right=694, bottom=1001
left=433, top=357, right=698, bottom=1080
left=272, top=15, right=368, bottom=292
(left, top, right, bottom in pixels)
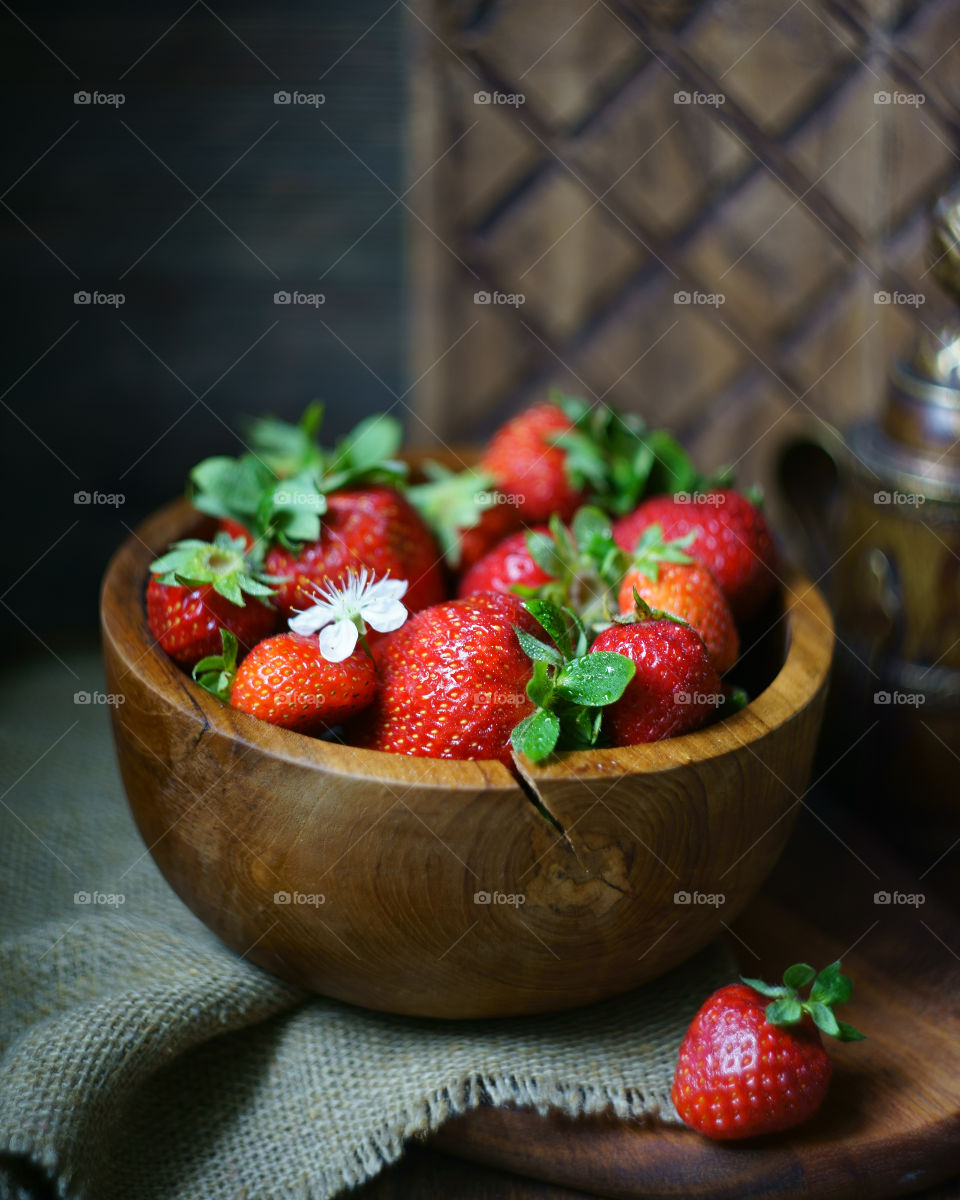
left=458, top=501, right=524, bottom=571
left=457, top=527, right=552, bottom=599
left=589, top=615, right=723, bottom=744
left=194, top=630, right=377, bottom=734
left=147, top=534, right=279, bottom=667
left=480, top=401, right=586, bottom=522
left=265, top=486, right=446, bottom=618
left=613, top=490, right=778, bottom=622
left=672, top=961, right=863, bottom=1141
left=347, top=592, right=541, bottom=767
left=618, top=525, right=739, bottom=674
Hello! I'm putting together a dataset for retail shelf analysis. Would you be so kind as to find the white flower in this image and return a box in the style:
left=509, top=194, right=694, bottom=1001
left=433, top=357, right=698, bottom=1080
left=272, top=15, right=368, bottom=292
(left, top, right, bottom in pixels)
left=288, top=569, right=409, bottom=662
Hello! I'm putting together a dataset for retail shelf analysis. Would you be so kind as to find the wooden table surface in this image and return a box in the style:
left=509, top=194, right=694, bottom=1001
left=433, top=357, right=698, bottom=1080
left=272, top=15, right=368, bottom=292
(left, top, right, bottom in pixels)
left=355, top=798, right=960, bottom=1199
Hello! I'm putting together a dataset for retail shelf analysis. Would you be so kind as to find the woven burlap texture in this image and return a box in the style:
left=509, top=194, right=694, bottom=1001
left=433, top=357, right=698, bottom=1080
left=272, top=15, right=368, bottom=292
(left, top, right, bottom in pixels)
left=0, top=651, right=733, bottom=1200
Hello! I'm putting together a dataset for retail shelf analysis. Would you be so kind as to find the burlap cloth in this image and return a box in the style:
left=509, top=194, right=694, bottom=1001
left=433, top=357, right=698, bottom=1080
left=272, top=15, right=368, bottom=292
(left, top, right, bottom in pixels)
left=0, top=650, right=734, bottom=1200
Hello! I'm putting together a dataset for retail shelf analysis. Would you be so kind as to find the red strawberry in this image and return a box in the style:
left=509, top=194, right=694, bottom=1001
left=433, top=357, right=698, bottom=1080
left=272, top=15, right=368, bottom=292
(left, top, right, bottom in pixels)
left=613, top=491, right=778, bottom=622
left=672, top=962, right=863, bottom=1141
left=458, top=527, right=552, bottom=599
left=228, top=633, right=377, bottom=734
left=147, top=535, right=278, bottom=667
left=618, top=525, right=739, bottom=675
left=480, top=402, right=586, bottom=523
left=589, top=617, right=722, bottom=744
left=265, top=486, right=446, bottom=618
left=458, top=500, right=524, bottom=571
left=217, top=517, right=257, bottom=551
left=347, top=592, right=539, bottom=767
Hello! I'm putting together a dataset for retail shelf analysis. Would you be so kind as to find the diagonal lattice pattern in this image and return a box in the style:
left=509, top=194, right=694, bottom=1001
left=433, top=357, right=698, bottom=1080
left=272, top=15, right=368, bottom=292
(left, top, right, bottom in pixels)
left=407, top=0, right=960, bottom=510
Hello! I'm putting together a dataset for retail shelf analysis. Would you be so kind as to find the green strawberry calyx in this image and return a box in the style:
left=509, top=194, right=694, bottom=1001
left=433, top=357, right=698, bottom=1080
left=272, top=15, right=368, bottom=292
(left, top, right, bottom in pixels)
left=406, top=462, right=501, bottom=568
left=741, top=960, right=866, bottom=1042
left=149, top=533, right=280, bottom=607
left=514, top=506, right=630, bottom=633
left=549, top=390, right=733, bottom=516
left=510, top=598, right=635, bottom=764
left=189, top=407, right=408, bottom=550
left=192, top=628, right=239, bottom=702
left=627, top=523, right=697, bottom=583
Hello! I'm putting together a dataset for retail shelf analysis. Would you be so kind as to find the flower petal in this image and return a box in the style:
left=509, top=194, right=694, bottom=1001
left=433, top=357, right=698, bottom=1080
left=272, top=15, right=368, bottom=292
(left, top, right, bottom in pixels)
left=371, top=577, right=408, bottom=602
left=288, top=604, right=333, bottom=636
left=361, top=596, right=408, bottom=633
left=318, top=619, right=359, bottom=663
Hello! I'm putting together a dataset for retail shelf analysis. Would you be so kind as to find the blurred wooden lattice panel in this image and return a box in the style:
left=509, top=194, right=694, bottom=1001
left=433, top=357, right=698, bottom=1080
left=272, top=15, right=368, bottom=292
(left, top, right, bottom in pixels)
left=407, top=0, right=960, bottom=475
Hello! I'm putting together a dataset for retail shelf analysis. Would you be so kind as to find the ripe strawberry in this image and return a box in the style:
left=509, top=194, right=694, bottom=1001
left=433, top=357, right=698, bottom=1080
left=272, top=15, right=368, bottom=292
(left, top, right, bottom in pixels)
left=589, top=617, right=723, bottom=744
left=618, top=525, right=739, bottom=674
left=457, top=527, right=552, bottom=599
left=147, top=534, right=278, bottom=667
left=458, top=500, right=524, bottom=571
left=347, top=592, right=540, bottom=767
left=672, top=962, right=863, bottom=1141
left=265, top=486, right=446, bottom=618
left=480, top=401, right=586, bottom=522
left=226, top=633, right=377, bottom=734
left=613, top=491, right=778, bottom=622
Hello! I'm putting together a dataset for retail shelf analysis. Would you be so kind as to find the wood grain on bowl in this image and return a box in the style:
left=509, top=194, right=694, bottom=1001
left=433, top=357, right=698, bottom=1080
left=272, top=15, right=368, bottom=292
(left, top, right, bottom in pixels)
left=101, top=497, right=833, bottom=1018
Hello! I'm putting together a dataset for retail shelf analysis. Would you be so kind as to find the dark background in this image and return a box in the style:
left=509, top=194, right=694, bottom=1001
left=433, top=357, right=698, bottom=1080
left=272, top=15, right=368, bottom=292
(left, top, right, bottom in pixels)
left=0, top=1, right=407, bottom=658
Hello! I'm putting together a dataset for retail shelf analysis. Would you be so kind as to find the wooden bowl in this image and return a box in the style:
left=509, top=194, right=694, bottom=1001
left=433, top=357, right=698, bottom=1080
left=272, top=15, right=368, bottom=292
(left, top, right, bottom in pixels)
left=101, top=497, right=833, bottom=1019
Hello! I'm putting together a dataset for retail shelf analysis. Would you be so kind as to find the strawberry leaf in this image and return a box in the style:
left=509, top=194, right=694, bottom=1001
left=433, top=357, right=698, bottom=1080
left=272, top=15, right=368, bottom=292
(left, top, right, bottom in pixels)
left=765, top=997, right=803, bottom=1026
left=525, top=659, right=554, bottom=707
left=514, top=627, right=564, bottom=668
left=783, top=962, right=817, bottom=990
left=741, top=976, right=792, bottom=999
left=511, top=709, right=560, bottom=762
left=522, top=599, right=573, bottom=659
left=805, top=1001, right=840, bottom=1038
left=835, top=1021, right=867, bottom=1042
left=525, top=531, right=566, bottom=580
left=406, top=464, right=498, bottom=567
left=245, top=403, right=325, bottom=477
left=810, top=961, right=853, bottom=1007
left=192, top=629, right=238, bottom=702
left=333, top=413, right=403, bottom=473
left=555, top=652, right=634, bottom=706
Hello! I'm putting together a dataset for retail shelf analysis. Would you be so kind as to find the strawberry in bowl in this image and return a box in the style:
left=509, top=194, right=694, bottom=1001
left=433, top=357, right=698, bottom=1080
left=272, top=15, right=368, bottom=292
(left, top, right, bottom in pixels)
left=100, top=396, right=833, bottom=1018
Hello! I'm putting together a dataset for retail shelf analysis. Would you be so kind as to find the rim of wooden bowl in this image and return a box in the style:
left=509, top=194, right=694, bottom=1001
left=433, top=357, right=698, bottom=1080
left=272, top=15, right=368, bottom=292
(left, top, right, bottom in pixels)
left=101, top=495, right=834, bottom=795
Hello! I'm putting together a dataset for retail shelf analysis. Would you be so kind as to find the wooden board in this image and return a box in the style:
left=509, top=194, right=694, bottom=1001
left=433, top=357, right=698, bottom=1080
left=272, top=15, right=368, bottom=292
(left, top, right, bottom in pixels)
left=429, top=807, right=960, bottom=1198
